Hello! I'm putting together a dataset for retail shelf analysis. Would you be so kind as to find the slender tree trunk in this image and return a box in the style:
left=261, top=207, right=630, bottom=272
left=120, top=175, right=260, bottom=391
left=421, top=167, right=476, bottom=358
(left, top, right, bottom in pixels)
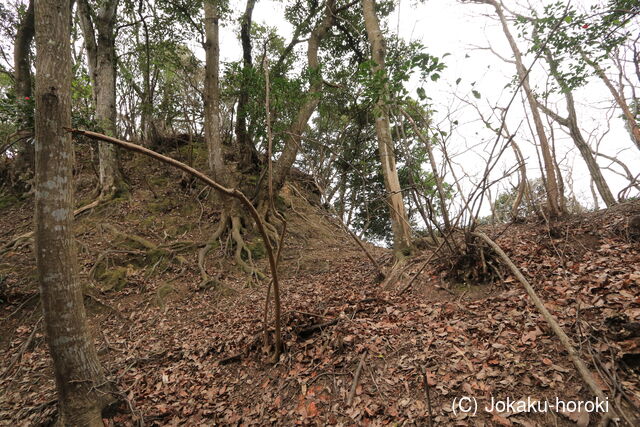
left=121, top=2, right=154, bottom=144
left=204, top=0, right=225, bottom=182
left=78, top=0, right=124, bottom=197
left=509, top=137, right=528, bottom=218
left=400, top=109, right=451, bottom=229
left=361, top=0, right=412, bottom=253
left=11, top=0, right=36, bottom=175
left=268, top=0, right=336, bottom=196
left=582, top=51, right=640, bottom=151
left=480, top=0, right=562, bottom=217
left=540, top=50, right=617, bottom=207
left=137, top=2, right=154, bottom=144
left=590, top=179, right=600, bottom=210
left=34, top=0, right=110, bottom=424
left=235, top=0, right=260, bottom=171
left=14, top=0, right=34, bottom=106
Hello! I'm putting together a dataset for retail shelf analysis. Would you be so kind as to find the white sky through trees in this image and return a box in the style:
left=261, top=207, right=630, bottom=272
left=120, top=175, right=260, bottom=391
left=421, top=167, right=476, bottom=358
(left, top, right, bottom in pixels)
left=214, top=0, right=639, bottom=215
left=3, top=0, right=636, bottom=215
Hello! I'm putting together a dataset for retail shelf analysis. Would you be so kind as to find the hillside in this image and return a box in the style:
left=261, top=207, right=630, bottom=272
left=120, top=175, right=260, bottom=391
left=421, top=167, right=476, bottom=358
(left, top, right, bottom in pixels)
left=1, top=144, right=639, bottom=426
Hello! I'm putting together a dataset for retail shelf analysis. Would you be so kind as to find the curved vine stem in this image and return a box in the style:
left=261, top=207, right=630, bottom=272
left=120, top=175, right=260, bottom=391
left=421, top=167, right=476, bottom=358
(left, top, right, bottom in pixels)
left=65, top=127, right=284, bottom=362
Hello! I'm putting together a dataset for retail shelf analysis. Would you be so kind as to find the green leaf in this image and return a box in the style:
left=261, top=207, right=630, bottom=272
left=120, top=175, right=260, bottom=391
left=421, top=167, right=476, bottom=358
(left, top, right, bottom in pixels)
left=564, top=16, right=572, bottom=23
left=472, top=90, right=481, bottom=99
left=455, top=77, right=462, bottom=85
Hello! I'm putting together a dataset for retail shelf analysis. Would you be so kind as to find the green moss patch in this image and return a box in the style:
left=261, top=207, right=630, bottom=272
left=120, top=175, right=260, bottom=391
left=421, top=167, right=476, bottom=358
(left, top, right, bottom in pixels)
left=247, top=238, right=266, bottom=260
left=98, top=266, right=129, bottom=291
left=0, top=194, right=20, bottom=210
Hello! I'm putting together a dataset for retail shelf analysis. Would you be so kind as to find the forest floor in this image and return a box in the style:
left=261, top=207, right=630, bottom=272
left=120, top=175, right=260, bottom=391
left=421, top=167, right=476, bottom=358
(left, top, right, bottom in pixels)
left=1, top=144, right=639, bottom=426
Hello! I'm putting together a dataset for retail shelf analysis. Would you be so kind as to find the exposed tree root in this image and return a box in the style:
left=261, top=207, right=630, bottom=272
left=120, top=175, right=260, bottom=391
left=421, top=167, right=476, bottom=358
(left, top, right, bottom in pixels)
left=100, top=223, right=159, bottom=251
left=255, top=200, right=282, bottom=246
left=73, top=198, right=102, bottom=217
left=197, top=213, right=228, bottom=288
left=198, top=209, right=269, bottom=289
left=1, top=198, right=109, bottom=255
left=230, top=215, right=264, bottom=279
left=67, top=128, right=285, bottom=362
left=0, top=231, right=33, bottom=256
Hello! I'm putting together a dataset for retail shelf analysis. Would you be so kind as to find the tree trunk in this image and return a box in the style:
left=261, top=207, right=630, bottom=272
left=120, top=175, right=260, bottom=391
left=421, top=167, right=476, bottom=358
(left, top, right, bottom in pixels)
left=11, top=0, right=36, bottom=176
left=34, top=0, right=110, bottom=424
left=235, top=0, right=260, bottom=171
left=400, top=109, right=451, bottom=229
left=13, top=0, right=34, bottom=106
left=204, top=0, right=225, bottom=182
left=582, top=51, right=640, bottom=152
left=361, top=0, right=412, bottom=253
left=540, top=50, right=617, bottom=207
left=268, top=0, right=336, bottom=195
left=482, top=0, right=562, bottom=217
left=78, top=0, right=124, bottom=197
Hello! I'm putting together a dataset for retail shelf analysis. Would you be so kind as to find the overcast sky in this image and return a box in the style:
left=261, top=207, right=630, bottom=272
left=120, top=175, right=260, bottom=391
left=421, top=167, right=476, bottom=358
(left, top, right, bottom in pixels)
left=215, top=0, right=640, bottom=214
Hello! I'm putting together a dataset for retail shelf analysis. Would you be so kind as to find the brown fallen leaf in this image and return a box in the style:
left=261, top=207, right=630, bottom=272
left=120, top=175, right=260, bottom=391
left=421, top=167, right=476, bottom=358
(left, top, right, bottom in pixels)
left=560, top=409, right=590, bottom=427
left=307, top=401, right=319, bottom=417
left=491, top=413, right=513, bottom=426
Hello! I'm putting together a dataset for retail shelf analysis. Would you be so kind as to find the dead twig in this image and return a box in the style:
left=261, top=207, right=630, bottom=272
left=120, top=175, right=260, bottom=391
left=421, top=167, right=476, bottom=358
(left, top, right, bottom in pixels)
left=398, top=238, right=447, bottom=296
left=298, top=318, right=340, bottom=339
left=419, top=365, right=434, bottom=427
left=347, top=352, right=366, bottom=406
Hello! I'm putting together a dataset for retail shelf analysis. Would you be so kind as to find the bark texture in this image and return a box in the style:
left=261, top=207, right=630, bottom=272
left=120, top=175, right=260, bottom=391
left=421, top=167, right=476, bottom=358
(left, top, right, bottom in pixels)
left=78, top=0, right=124, bottom=197
left=235, top=0, right=260, bottom=171
left=361, top=0, right=413, bottom=253
left=11, top=0, right=36, bottom=175
left=268, top=0, right=337, bottom=195
left=34, top=0, right=109, bottom=424
left=14, top=0, right=35, bottom=103
left=204, top=0, right=225, bottom=182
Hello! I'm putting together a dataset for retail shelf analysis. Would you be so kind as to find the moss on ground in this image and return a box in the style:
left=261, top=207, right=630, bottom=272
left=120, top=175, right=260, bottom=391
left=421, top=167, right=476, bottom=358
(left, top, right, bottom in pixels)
left=155, top=282, right=175, bottom=309
left=148, top=198, right=178, bottom=213
left=247, top=238, right=266, bottom=260
left=98, top=266, right=128, bottom=291
left=0, top=194, right=20, bottom=210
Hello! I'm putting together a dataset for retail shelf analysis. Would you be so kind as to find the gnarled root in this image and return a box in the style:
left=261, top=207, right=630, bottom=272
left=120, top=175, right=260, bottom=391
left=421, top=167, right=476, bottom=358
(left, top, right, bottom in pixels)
left=198, top=209, right=267, bottom=289
left=256, top=200, right=281, bottom=247
left=230, top=215, right=265, bottom=280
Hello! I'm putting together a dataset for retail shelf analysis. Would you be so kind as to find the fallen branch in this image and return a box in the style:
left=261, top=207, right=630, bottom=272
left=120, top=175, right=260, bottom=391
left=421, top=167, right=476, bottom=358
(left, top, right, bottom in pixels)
left=471, top=231, right=622, bottom=422
left=343, top=224, right=385, bottom=279
left=84, top=293, right=125, bottom=321
left=2, top=316, right=42, bottom=379
left=419, top=365, right=434, bottom=427
left=347, top=352, right=366, bottom=406
left=218, top=353, right=243, bottom=365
